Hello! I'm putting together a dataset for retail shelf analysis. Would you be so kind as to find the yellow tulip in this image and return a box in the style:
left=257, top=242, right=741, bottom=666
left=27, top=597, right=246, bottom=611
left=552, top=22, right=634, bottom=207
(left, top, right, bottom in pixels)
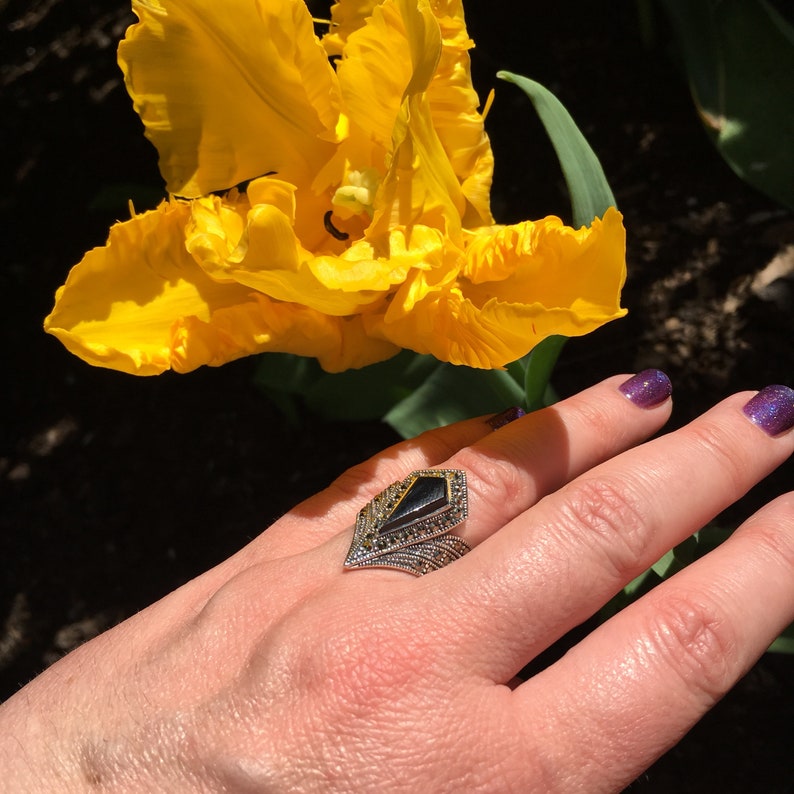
left=45, top=0, right=627, bottom=375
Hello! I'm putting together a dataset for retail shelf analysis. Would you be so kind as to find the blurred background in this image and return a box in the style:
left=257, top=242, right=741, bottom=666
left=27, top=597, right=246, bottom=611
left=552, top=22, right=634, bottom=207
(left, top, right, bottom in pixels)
left=2, top=2, right=792, bottom=789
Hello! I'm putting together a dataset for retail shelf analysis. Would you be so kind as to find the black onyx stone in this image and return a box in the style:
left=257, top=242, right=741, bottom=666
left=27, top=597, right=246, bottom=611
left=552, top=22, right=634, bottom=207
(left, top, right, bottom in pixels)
left=379, top=476, right=448, bottom=536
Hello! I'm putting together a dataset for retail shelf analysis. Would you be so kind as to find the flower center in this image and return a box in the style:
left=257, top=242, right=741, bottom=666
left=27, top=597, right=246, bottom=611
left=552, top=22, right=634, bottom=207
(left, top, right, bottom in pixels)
left=332, top=168, right=381, bottom=217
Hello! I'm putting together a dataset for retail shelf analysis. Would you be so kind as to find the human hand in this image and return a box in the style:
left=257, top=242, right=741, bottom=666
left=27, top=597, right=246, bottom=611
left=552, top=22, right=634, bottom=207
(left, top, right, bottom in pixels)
left=2, top=372, right=793, bottom=792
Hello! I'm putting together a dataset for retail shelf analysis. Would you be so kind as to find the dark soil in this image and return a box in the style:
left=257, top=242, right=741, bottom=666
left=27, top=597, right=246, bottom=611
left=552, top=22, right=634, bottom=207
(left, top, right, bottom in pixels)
left=2, top=2, right=793, bottom=791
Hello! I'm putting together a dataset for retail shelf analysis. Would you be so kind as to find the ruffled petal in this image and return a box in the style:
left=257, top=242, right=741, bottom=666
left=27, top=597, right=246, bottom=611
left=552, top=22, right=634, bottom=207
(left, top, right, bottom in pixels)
left=171, top=294, right=399, bottom=373
left=185, top=185, right=386, bottom=316
left=44, top=200, right=258, bottom=374
left=119, top=0, right=341, bottom=196
left=328, top=0, right=491, bottom=238
left=366, top=208, right=627, bottom=368
left=462, top=207, right=627, bottom=314
left=334, top=0, right=435, bottom=162
left=310, top=225, right=446, bottom=293
left=322, top=0, right=383, bottom=56
left=371, top=91, right=467, bottom=241
left=44, top=200, right=398, bottom=374
left=426, top=0, right=493, bottom=226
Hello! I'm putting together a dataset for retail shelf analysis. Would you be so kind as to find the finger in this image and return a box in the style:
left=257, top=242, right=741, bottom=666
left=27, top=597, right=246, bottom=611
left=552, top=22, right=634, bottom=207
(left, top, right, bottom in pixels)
left=439, top=387, right=794, bottom=681
left=510, top=492, right=794, bottom=793
left=248, top=413, right=505, bottom=557
left=440, top=370, right=672, bottom=549
left=261, top=371, right=672, bottom=561
left=333, top=371, right=673, bottom=584
left=185, top=411, right=513, bottom=618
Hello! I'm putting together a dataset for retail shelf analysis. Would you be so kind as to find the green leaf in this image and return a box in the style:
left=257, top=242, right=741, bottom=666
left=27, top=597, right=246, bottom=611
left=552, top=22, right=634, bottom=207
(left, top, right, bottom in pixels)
left=496, top=71, right=617, bottom=227
left=304, top=351, right=437, bottom=422
left=252, top=353, right=326, bottom=427
left=384, top=364, right=525, bottom=438
left=253, top=351, right=439, bottom=423
left=253, top=352, right=324, bottom=395
left=650, top=548, right=677, bottom=579
left=768, top=621, right=794, bottom=654
left=522, top=335, right=567, bottom=411
left=658, top=0, right=794, bottom=209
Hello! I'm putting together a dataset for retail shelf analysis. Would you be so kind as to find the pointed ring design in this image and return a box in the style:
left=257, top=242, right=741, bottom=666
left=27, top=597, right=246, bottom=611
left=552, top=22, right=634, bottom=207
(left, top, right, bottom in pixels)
left=344, top=469, right=470, bottom=576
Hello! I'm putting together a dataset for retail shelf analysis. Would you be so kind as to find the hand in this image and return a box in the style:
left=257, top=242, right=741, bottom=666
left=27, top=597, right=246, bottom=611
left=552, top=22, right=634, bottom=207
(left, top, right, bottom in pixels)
left=2, top=373, right=793, bottom=792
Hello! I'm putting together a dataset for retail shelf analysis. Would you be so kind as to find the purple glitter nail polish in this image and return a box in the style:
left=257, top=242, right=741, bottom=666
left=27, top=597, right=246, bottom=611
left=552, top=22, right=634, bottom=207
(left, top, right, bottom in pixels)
left=742, top=385, right=794, bottom=436
left=618, top=369, right=672, bottom=409
left=487, top=406, right=526, bottom=430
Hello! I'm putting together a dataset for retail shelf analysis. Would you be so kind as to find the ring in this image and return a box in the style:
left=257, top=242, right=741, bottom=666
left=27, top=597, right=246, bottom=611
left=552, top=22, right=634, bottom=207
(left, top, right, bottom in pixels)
left=344, top=469, right=470, bottom=576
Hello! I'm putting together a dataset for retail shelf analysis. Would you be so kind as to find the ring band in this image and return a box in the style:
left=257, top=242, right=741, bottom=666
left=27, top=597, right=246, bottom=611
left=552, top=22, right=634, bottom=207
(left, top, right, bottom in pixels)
left=344, top=469, right=470, bottom=576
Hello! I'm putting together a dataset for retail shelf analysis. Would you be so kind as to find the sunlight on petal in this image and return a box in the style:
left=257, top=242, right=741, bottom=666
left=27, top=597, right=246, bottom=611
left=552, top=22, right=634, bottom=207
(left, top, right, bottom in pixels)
left=323, top=0, right=382, bottom=56
left=171, top=294, right=399, bottom=373
left=462, top=207, right=627, bottom=313
left=364, top=208, right=627, bottom=368
left=44, top=201, right=259, bottom=374
left=119, top=0, right=341, bottom=196
left=427, top=0, right=493, bottom=226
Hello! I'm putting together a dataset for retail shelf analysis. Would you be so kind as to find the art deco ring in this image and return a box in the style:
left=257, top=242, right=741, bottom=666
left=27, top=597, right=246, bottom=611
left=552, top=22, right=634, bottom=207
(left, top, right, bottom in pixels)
left=344, top=469, right=470, bottom=576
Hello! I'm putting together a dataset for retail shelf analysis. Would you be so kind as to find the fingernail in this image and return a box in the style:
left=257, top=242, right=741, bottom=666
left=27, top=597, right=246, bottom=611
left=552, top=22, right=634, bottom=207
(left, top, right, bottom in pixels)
left=618, top=369, right=672, bottom=409
left=742, top=385, right=794, bottom=436
left=487, top=406, right=526, bottom=430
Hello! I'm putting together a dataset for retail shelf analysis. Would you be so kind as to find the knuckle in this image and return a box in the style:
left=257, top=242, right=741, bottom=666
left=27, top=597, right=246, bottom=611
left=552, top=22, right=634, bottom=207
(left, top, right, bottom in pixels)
left=641, top=591, right=736, bottom=702
left=324, top=458, right=383, bottom=508
left=553, top=475, right=651, bottom=578
left=750, top=518, right=794, bottom=572
left=570, top=394, right=627, bottom=452
left=684, top=420, right=748, bottom=494
left=452, top=446, right=529, bottom=519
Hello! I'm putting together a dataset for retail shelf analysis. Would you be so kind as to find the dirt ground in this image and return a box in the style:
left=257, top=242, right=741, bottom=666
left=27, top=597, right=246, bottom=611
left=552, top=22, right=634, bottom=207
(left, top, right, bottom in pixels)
left=2, top=1, right=793, bottom=790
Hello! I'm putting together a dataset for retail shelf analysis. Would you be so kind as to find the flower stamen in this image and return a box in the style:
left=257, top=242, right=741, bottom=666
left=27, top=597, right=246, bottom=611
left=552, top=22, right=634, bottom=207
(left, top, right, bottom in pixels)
left=323, top=210, right=350, bottom=241
left=332, top=168, right=381, bottom=218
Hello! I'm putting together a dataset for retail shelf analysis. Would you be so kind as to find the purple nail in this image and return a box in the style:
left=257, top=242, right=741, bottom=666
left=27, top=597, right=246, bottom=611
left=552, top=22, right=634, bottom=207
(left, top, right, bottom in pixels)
left=487, top=406, right=526, bottom=430
left=618, top=369, right=672, bottom=409
left=742, top=385, right=794, bottom=436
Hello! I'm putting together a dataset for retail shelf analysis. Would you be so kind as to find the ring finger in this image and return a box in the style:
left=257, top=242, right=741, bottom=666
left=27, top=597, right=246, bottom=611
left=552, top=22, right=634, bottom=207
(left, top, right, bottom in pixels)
left=329, top=370, right=673, bottom=579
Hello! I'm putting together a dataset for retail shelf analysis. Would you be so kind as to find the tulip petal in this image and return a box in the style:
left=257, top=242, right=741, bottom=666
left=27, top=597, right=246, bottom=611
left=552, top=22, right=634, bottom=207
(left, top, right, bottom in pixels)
left=372, top=92, right=467, bottom=241
left=367, top=208, right=627, bottom=368
left=426, top=0, right=494, bottom=226
left=45, top=201, right=252, bottom=374
left=171, top=295, right=399, bottom=373
left=323, top=0, right=382, bottom=56
left=186, top=188, right=386, bottom=316
left=119, top=0, right=341, bottom=196
left=462, top=207, right=627, bottom=312
left=335, top=0, right=429, bottom=157
left=44, top=201, right=397, bottom=374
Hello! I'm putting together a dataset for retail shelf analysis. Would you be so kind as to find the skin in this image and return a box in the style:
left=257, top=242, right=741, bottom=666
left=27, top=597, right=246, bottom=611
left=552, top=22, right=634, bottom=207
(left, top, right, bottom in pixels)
left=1, top=374, right=792, bottom=792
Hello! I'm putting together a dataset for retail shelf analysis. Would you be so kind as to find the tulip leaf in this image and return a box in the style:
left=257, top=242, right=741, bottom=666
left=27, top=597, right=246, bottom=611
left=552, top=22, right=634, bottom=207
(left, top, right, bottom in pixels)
left=521, top=335, right=567, bottom=411
left=658, top=0, right=794, bottom=210
left=384, top=364, right=525, bottom=438
left=497, top=71, right=616, bottom=227
left=253, top=352, right=323, bottom=394
left=254, top=350, right=440, bottom=423
left=304, top=351, right=438, bottom=421
left=253, top=353, right=325, bottom=426
left=768, top=622, right=794, bottom=654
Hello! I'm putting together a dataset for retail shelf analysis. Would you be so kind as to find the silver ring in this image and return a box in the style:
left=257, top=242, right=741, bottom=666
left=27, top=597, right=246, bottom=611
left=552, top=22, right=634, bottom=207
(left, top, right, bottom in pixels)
left=344, top=469, right=470, bottom=576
